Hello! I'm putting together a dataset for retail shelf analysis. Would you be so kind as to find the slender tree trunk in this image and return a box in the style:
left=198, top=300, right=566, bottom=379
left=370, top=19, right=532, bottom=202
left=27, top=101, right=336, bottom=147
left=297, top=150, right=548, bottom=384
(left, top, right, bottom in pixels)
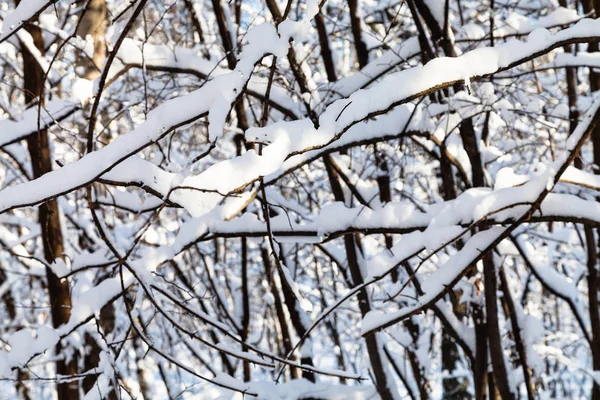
left=348, top=0, right=368, bottom=68
left=499, top=269, right=535, bottom=400
left=275, top=255, right=317, bottom=382
left=74, top=3, right=119, bottom=397
left=472, top=305, right=488, bottom=400
left=261, top=247, right=301, bottom=380
left=585, top=223, right=600, bottom=400
left=183, top=0, right=205, bottom=44
left=19, top=12, right=80, bottom=399
left=483, top=254, right=514, bottom=400
left=76, top=0, right=108, bottom=80
left=241, top=237, right=251, bottom=381
left=375, top=148, right=429, bottom=398
left=211, top=0, right=249, bottom=138
left=409, top=3, right=475, bottom=397
left=265, top=0, right=319, bottom=123
left=588, top=0, right=600, bottom=397
left=561, top=6, right=600, bottom=389
left=324, top=158, right=395, bottom=400
left=315, top=12, right=337, bottom=82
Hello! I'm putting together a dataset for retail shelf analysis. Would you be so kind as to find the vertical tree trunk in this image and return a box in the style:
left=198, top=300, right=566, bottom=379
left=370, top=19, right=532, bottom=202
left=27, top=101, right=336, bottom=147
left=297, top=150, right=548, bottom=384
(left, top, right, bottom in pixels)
left=472, top=305, right=488, bottom=400
left=324, top=158, right=395, bottom=400
left=241, top=237, right=251, bottom=381
left=588, top=1, right=600, bottom=397
left=409, top=3, right=473, bottom=397
left=585, top=219, right=600, bottom=400
left=315, top=12, right=337, bottom=82
left=348, top=0, right=368, bottom=68
left=183, top=0, right=205, bottom=44
left=482, top=254, right=514, bottom=400
left=261, top=247, right=301, bottom=380
left=19, top=14, right=80, bottom=400
left=275, top=249, right=317, bottom=382
left=76, top=0, right=108, bottom=80
left=499, top=269, right=535, bottom=400
left=567, top=1, right=600, bottom=392
left=375, top=148, right=429, bottom=398
left=211, top=0, right=249, bottom=153
left=75, top=3, right=118, bottom=398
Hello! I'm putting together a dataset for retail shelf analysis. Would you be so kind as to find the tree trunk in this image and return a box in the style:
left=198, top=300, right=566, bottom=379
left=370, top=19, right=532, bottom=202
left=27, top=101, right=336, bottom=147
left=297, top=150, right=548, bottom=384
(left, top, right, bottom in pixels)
left=19, top=14, right=80, bottom=400
left=348, top=0, right=369, bottom=68
left=324, top=158, right=395, bottom=400
left=76, top=0, right=108, bottom=79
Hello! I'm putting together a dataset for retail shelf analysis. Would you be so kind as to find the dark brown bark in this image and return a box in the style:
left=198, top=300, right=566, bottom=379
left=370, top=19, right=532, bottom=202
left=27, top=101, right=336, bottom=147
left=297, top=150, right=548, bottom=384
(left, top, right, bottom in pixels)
left=264, top=0, right=317, bottom=123
left=76, top=2, right=118, bottom=395
left=585, top=225, right=600, bottom=400
left=557, top=0, right=579, bottom=139
left=409, top=4, right=476, bottom=397
left=407, top=0, right=434, bottom=65
left=324, top=158, right=394, bottom=400
left=564, top=62, right=580, bottom=136
left=416, top=0, right=485, bottom=189
left=375, top=148, right=395, bottom=280
left=472, top=305, right=488, bottom=400
left=31, top=146, right=80, bottom=399
left=19, top=9, right=80, bottom=399
left=134, top=333, right=153, bottom=399
left=587, top=2, right=600, bottom=398
left=82, top=333, right=102, bottom=393
left=276, top=262, right=316, bottom=382
left=582, top=0, right=600, bottom=93
left=183, top=0, right=205, bottom=43
left=16, top=370, right=32, bottom=400
left=241, top=237, right=251, bottom=381
left=343, top=234, right=394, bottom=400
left=211, top=0, right=249, bottom=135
left=0, top=269, right=15, bottom=324
left=499, top=269, right=535, bottom=400
left=414, top=0, right=455, bottom=57
left=383, top=346, right=418, bottom=400
left=315, top=12, right=337, bottom=82
left=459, top=118, right=485, bottom=187
left=265, top=0, right=283, bottom=23
left=211, top=0, right=236, bottom=69
left=561, top=13, right=600, bottom=392
left=375, top=148, right=429, bottom=397
left=483, top=254, right=514, bottom=400
left=348, top=0, right=369, bottom=68
left=261, top=247, right=301, bottom=380
left=438, top=143, right=459, bottom=200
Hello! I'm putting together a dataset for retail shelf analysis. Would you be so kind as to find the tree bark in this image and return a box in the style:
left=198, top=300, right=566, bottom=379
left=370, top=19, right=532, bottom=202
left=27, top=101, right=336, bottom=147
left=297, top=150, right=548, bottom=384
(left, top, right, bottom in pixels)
left=348, top=0, right=369, bottom=68
left=261, top=247, right=301, bottom=380
left=76, top=0, right=107, bottom=79
left=315, top=12, right=337, bottom=82
left=499, top=269, right=535, bottom=400
left=324, top=157, right=395, bottom=400
left=483, top=254, right=514, bottom=400
left=19, top=13, right=80, bottom=400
